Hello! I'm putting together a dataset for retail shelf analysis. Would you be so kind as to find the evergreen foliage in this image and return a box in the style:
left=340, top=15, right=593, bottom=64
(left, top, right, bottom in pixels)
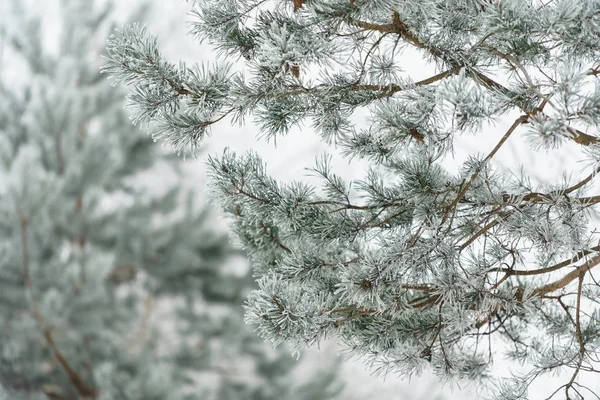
left=104, top=0, right=600, bottom=398
left=0, top=1, right=341, bottom=399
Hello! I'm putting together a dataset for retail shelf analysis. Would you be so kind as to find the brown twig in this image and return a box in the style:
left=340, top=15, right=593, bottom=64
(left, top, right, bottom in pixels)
left=487, top=245, right=600, bottom=277
left=42, top=329, right=98, bottom=398
left=564, top=274, right=586, bottom=398
left=20, top=217, right=98, bottom=398
left=273, top=68, right=458, bottom=100
left=333, top=310, right=372, bottom=327
left=564, top=166, right=600, bottom=195
left=531, top=253, right=600, bottom=298
left=441, top=114, right=528, bottom=227
left=458, top=219, right=500, bottom=251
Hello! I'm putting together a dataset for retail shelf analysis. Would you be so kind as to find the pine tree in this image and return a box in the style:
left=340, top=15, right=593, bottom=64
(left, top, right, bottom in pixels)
left=104, top=0, right=600, bottom=398
left=0, top=1, right=341, bottom=399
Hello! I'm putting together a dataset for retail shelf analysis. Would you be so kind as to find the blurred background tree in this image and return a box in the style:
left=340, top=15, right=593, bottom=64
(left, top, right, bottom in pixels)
left=0, top=0, right=342, bottom=399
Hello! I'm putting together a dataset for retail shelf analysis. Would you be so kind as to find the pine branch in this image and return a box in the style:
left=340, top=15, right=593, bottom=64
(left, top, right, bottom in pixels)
left=104, top=0, right=600, bottom=394
left=351, top=11, right=600, bottom=150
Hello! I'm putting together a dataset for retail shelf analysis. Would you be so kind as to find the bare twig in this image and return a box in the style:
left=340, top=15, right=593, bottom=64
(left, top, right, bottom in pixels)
left=532, top=254, right=600, bottom=297
left=441, top=114, right=528, bottom=227
left=20, top=217, right=98, bottom=398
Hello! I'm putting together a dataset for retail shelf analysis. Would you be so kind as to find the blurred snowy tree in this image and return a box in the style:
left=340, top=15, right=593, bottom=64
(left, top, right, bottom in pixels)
left=104, top=0, right=600, bottom=398
left=0, top=1, right=342, bottom=399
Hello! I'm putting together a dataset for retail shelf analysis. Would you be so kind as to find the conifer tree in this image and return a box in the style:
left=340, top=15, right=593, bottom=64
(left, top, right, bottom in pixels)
left=0, top=1, right=341, bottom=399
left=104, top=0, right=600, bottom=398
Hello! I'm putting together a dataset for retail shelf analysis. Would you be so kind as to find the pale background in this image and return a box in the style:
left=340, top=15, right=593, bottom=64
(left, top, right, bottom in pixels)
left=10, top=0, right=599, bottom=398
